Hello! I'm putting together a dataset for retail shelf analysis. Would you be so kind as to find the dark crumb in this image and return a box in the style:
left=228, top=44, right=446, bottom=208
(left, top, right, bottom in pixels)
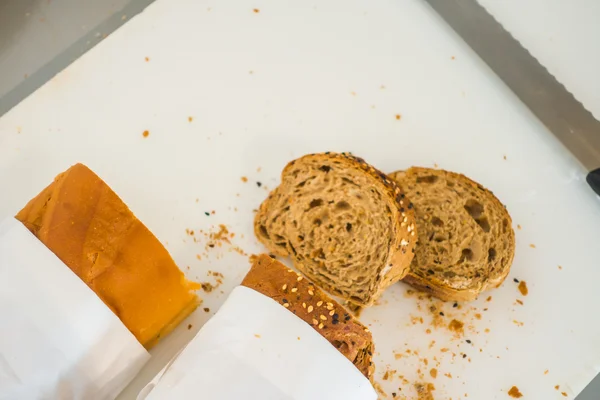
left=466, top=339, right=471, bottom=344
left=269, top=254, right=276, bottom=259
left=256, top=181, right=262, bottom=187
left=208, top=244, right=215, bottom=248
left=408, top=203, right=413, bottom=209
left=453, top=302, right=458, bottom=308
left=204, top=211, right=210, bottom=216
left=513, top=278, right=519, bottom=283
left=204, top=307, right=210, bottom=312
left=392, top=393, right=396, bottom=398
left=187, top=324, right=192, bottom=330
left=439, top=312, right=444, bottom=316
left=201, top=282, right=215, bottom=292
left=463, top=354, right=467, bottom=358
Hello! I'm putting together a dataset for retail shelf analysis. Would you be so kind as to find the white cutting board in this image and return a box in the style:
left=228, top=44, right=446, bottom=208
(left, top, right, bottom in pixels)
left=0, top=0, right=599, bottom=398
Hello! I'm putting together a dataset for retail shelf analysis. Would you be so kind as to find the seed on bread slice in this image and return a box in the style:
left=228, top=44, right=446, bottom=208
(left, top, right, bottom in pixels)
left=254, top=152, right=416, bottom=307
left=389, top=167, right=515, bottom=302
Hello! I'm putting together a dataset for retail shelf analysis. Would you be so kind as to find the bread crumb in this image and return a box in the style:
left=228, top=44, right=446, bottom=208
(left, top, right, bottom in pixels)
left=142, top=130, right=149, bottom=138
left=254, top=334, right=261, bottom=338
left=350, top=91, right=357, bottom=96
left=429, top=368, right=437, bottom=379
left=529, top=243, right=536, bottom=248
left=201, top=282, right=215, bottom=292
left=562, top=392, right=568, bottom=397
left=517, top=224, right=522, bottom=230
left=241, top=176, right=248, bottom=182
left=451, top=56, right=456, bottom=60
left=187, top=324, right=192, bottom=330
left=486, top=296, right=492, bottom=302
left=188, top=116, right=193, bottom=122
left=518, top=281, right=528, bottom=296
left=516, top=299, right=524, bottom=305
left=513, top=320, right=524, bottom=327
left=508, top=386, right=523, bottom=398
left=395, top=114, right=402, bottom=120
left=448, top=319, right=464, bottom=334
left=145, top=57, right=150, bottom=62
left=253, top=8, right=260, bottom=13
left=503, top=155, right=507, bottom=160
left=414, top=382, right=435, bottom=400
left=558, top=265, right=562, bottom=270
left=297, top=336, right=300, bottom=340
left=544, top=370, right=549, bottom=375
left=555, top=385, right=560, bottom=390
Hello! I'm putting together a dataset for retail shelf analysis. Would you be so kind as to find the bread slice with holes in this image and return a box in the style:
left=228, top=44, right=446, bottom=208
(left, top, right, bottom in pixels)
left=389, top=167, right=515, bottom=302
left=254, top=152, right=416, bottom=307
left=242, top=254, right=375, bottom=379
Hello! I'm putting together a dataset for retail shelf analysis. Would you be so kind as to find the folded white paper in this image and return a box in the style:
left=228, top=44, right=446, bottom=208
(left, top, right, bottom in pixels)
left=138, top=285, right=377, bottom=400
left=0, top=217, right=150, bottom=400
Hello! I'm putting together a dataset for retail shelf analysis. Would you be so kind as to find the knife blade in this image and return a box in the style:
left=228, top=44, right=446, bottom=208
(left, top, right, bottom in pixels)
left=423, top=0, right=600, bottom=195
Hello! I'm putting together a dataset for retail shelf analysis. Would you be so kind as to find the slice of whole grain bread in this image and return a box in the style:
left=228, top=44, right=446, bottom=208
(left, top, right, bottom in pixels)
left=254, top=152, right=416, bottom=307
left=389, top=167, right=515, bottom=302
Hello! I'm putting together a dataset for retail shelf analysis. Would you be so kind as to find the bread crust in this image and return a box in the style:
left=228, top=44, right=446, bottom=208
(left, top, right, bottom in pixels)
left=390, top=167, right=515, bottom=302
left=254, top=152, right=416, bottom=306
left=242, top=254, right=375, bottom=378
left=16, top=163, right=200, bottom=348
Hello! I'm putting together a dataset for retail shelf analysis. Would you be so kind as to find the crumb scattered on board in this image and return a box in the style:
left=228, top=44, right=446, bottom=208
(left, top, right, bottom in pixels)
left=142, top=130, right=149, bottom=138
left=203, top=307, right=210, bottom=313
left=508, top=386, right=523, bottom=398
left=253, top=8, right=260, bottom=13
left=188, top=116, right=193, bottom=122
left=529, top=243, right=536, bottom=248
left=144, top=57, right=150, bottom=62
left=415, top=382, right=435, bottom=400
left=241, top=176, right=248, bottom=182
left=518, top=281, right=528, bottom=296
left=395, top=114, right=402, bottom=120
left=187, top=224, right=248, bottom=260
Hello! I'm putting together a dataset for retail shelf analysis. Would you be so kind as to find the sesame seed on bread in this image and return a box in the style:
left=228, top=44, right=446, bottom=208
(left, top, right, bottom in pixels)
left=242, top=254, right=375, bottom=379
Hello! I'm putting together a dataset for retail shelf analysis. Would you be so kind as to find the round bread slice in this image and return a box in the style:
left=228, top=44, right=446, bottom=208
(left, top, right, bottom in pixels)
left=254, top=152, right=416, bottom=307
left=389, top=167, right=515, bottom=302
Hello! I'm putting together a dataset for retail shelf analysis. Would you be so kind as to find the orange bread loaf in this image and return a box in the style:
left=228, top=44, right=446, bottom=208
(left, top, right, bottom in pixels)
left=16, top=163, right=199, bottom=348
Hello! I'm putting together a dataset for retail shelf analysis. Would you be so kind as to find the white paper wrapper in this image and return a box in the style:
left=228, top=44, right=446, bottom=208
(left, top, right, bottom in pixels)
left=0, top=217, right=150, bottom=400
left=138, top=286, right=377, bottom=400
